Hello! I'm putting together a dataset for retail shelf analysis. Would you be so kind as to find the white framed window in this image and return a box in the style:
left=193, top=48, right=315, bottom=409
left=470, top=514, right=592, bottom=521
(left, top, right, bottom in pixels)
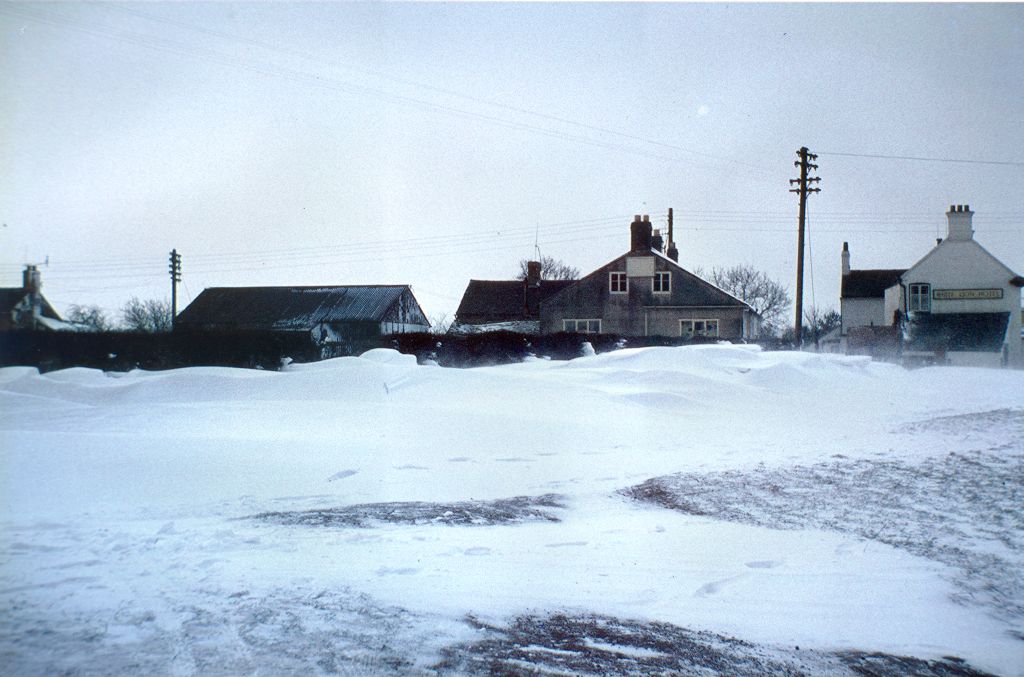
left=680, top=319, right=719, bottom=338
left=909, top=283, right=931, bottom=312
left=609, top=271, right=628, bottom=294
left=563, top=319, right=601, bottom=334
left=653, top=271, right=671, bottom=294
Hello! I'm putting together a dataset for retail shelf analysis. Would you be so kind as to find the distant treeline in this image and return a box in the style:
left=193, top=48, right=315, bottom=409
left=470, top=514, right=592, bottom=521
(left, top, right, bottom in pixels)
left=0, top=329, right=791, bottom=373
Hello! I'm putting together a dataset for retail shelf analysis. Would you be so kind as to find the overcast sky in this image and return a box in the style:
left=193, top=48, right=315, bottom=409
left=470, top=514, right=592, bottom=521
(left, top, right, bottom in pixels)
left=2, top=2, right=1022, bottom=325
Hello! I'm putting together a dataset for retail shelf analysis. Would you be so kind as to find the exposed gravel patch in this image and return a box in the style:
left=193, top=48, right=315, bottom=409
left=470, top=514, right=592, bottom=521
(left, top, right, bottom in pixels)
left=435, top=613, right=994, bottom=676
left=623, top=409, right=1024, bottom=635
left=0, top=586, right=440, bottom=676
left=246, top=494, right=567, bottom=528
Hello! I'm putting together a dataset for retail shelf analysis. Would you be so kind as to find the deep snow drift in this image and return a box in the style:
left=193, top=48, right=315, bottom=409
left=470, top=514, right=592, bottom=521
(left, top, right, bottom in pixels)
left=1, top=345, right=1022, bottom=675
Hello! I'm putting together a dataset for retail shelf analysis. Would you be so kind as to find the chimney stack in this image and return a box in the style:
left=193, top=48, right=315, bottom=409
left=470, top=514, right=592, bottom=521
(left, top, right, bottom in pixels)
left=526, top=260, right=541, bottom=287
left=841, top=242, right=850, bottom=277
left=946, top=204, right=974, bottom=241
left=22, top=264, right=41, bottom=293
left=630, top=214, right=653, bottom=251
left=651, top=229, right=664, bottom=253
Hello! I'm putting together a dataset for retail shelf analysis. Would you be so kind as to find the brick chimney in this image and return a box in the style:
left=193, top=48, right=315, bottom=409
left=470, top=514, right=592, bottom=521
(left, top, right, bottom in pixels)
left=22, top=264, right=41, bottom=293
left=841, top=242, right=850, bottom=277
left=630, top=214, right=653, bottom=251
left=526, top=260, right=541, bottom=287
left=946, top=204, right=974, bottom=241
left=651, top=229, right=664, bottom=253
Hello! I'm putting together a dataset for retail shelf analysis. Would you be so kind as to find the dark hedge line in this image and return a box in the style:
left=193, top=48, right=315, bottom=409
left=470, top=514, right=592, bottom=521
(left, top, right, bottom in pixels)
left=1, top=329, right=784, bottom=373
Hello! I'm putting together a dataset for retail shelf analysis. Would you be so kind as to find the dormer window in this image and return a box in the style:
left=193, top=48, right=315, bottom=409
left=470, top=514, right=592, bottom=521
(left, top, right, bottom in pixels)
left=909, top=283, right=931, bottom=312
left=610, top=272, right=627, bottom=294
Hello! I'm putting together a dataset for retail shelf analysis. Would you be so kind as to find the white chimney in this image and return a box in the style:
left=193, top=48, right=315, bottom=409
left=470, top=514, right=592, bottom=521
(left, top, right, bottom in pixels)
left=946, top=204, right=974, bottom=241
left=841, top=242, right=850, bottom=277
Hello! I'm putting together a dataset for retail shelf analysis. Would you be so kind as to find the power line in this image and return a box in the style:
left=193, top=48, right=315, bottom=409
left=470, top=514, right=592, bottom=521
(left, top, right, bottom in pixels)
left=818, top=151, right=1024, bottom=167
left=98, top=3, right=777, bottom=175
left=0, top=4, right=767, bottom=175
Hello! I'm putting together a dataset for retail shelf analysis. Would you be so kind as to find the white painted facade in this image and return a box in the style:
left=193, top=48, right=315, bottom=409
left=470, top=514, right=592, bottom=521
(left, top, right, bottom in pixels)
left=842, top=206, right=1022, bottom=368
left=898, top=206, right=1022, bottom=368
left=841, top=297, right=888, bottom=335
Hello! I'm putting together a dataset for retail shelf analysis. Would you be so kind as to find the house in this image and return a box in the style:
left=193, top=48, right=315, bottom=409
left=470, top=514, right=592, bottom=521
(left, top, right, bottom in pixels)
left=0, top=265, right=76, bottom=331
left=175, top=285, right=430, bottom=353
left=451, top=261, right=576, bottom=334
left=539, top=215, right=761, bottom=339
left=840, top=205, right=1023, bottom=368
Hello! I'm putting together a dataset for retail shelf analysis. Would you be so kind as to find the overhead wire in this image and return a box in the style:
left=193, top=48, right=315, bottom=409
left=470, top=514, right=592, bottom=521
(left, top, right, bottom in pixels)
left=818, top=151, right=1024, bottom=167
left=97, top=2, right=778, bottom=175
left=0, top=4, right=765, bottom=174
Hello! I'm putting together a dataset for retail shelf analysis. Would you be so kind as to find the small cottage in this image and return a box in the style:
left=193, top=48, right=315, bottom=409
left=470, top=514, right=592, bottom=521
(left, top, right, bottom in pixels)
left=452, top=261, right=576, bottom=334
left=539, top=215, right=761, bottom=339
left=0, top=265, right=74, bottom=331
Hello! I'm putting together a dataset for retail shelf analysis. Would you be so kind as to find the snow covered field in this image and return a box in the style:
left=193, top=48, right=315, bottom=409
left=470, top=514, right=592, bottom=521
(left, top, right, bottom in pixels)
left=1, top=345, right=1022, bottom=675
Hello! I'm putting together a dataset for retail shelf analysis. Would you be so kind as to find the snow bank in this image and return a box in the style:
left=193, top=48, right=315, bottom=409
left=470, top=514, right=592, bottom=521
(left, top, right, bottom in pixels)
left=2, top=346, right=1023, bottom=674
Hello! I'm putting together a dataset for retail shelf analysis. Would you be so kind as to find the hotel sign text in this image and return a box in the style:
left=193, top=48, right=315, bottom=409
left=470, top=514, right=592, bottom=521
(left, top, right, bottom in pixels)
left=933, top=288, right=1003, bottom=301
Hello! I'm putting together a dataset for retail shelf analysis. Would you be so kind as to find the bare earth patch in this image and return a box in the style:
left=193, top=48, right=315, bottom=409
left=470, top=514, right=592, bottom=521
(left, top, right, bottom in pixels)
left=245, top=494, right=567, bottom=528
left=435, top=613, right=993, bottom=676
left=623, top=409, right=1024, bottom=638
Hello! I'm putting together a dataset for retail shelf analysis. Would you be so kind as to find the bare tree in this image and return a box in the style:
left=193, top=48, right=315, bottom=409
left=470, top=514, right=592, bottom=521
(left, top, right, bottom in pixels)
left=65, top=304, right=112, bottom=332
left=515, top=256, right=579, bottom=281
left=701, top=265, right=791, bottom=336
left=803, top=306, right=841, bottom=347
left=121, top=297, right=173, bottom=333
left=428, top=311, right=452, bottom=335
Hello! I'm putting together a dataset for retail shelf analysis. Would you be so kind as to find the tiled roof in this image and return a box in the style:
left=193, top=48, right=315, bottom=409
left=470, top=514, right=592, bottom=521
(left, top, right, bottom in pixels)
left=455, top=280, right=575, bottom=323
left=841, top=269, right=906, bottom=299
left=0, top=288, right=62, bottom=319
left=176, top=286, right=411, bottom=330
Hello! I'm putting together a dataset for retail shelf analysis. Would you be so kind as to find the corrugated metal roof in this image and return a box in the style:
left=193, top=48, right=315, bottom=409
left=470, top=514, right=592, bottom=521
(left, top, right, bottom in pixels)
left=176, top=286, right=409, bottom=330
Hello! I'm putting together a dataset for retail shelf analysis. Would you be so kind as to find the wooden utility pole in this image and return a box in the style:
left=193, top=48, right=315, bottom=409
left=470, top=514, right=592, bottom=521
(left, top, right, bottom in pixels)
left=789, top=147, right=820, bottom=348
left=168, top=249, right=181, bottom=329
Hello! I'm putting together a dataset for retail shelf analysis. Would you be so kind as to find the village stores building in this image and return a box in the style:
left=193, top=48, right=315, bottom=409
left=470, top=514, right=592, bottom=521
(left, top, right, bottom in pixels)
left=841, top=205, right=1023, bottom=368
left=539, top=215, right=761, bottom=339
left=176, top=285, right=429, bottom=356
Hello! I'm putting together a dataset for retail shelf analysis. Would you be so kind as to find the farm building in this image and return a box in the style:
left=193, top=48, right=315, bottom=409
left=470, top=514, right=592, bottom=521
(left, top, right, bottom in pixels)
left=176, top=285, right=430, bottom=353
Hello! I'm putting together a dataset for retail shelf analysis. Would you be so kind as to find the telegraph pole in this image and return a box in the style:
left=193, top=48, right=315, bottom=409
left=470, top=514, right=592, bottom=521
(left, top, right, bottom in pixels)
left=789, top=147, right=820, bottom=348
left=169, top=249, right=182, bottom=328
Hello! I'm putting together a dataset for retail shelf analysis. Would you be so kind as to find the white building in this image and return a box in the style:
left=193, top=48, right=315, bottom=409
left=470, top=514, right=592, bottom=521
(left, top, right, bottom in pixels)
left=840, top=205, right=1023, bottom=368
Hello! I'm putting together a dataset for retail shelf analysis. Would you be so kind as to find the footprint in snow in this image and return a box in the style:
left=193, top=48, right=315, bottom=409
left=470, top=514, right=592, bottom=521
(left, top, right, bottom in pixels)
left=544, top=541, right=588, bottom=548
left=376, top=567, right=419, bottom=576
left=395, top=464, right=429, bottom=470
left=327, top=470, right=358, bottom=482
left=695, top=575, right=744, bottom=597
left=448, top=457, right=472, bottom=463
left=745, top=560, right=782, bottom=569
left=464, top=547, right=491, bottom=556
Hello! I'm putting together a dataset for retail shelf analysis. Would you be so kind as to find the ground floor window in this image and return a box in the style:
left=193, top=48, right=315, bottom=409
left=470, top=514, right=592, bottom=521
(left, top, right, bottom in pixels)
left=563, top=319, right=601, bottom=334
left=680, top=319, right=719, bottom=338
